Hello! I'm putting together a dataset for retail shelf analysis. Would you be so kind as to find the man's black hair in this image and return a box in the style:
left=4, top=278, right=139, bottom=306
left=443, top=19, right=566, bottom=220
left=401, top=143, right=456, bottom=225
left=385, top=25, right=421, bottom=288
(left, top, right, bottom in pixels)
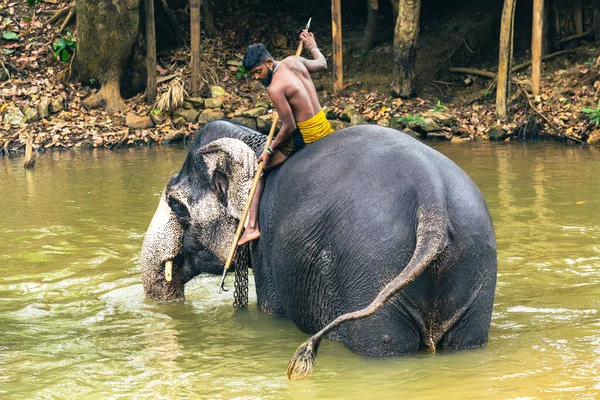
left=242, top=43, right=272, bottom=70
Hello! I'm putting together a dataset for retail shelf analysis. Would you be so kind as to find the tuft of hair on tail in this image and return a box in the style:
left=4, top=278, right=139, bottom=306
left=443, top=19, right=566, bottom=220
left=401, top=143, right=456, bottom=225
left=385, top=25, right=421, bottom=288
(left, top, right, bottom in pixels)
left=287, top=337, right=320, bottom=380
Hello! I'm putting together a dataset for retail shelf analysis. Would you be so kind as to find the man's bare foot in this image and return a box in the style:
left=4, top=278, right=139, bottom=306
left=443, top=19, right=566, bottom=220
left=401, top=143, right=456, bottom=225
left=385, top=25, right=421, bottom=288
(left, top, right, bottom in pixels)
left=238, top=229, right=261, bottom=245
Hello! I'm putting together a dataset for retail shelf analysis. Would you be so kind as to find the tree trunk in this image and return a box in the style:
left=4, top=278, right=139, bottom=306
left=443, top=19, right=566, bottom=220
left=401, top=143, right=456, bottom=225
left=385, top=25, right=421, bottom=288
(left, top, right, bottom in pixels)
left=203, top=0, right=217, bottom=37
left=73, top=0, right=141, bottom=112
left=496, top=0, right=517, bottom=120
left=362, top=0, right=379, bottom=51
left=532, top=0, right=544, bottom=96
left=594, top=0, right=600, bottom=41
left=190, top=0, right=202, bottom=96
left=391, top=0, right=421, bottom=98
left=390, top=0, right=399, bottom=24
left=572, top=0, right=583, bottom=34
left=332, top=0, right=344, bottom=95
left=553, top=0, right=575, bottom=41
left=145, top=0, right=156, bottom=104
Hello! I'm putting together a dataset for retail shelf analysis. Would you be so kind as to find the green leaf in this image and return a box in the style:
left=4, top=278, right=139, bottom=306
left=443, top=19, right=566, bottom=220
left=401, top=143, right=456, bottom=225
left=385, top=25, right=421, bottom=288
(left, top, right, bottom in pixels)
left=60, top=49, right=70, bottom=62
left=2, top=48, right=15, bottom=55
left=54, top=38, right=67, bottom=51
left=2, top=31, right=19, bottom=40
left=581, top=108, right=595, bottom=114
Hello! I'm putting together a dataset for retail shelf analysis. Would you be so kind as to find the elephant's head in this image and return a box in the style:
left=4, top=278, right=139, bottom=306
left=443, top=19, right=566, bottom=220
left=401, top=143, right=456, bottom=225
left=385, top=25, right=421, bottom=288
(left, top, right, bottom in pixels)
left=141, top=137, right=257, bottom=302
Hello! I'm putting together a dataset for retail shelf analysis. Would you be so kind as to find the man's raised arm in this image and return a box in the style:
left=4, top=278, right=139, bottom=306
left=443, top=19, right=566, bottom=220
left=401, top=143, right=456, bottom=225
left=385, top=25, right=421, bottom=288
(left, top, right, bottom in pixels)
left=299, top=31, right=327, bottom=73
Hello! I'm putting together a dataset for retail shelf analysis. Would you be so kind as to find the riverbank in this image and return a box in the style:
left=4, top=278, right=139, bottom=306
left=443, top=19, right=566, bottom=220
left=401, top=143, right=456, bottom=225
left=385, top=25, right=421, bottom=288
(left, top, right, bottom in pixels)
left=2, top=0, right=600, bottom=159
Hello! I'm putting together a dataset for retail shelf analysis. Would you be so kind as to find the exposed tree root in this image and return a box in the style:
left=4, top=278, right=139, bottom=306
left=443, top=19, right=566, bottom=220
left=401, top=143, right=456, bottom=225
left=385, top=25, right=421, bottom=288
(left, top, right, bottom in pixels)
left=83, top=80, right=128, bottom=112
left=47, top=2, right=75, bottom=26
left=450, top=49, right=580, bottom=80
left=515, top=83, right=586, bottom=144
left=59, top=7, right=75, bottom=33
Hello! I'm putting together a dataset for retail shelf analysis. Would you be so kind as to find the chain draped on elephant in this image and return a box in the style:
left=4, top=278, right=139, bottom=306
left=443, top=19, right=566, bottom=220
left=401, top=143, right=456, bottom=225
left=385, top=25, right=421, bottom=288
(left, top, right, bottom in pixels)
left=140, top=120, right=497, bottom=378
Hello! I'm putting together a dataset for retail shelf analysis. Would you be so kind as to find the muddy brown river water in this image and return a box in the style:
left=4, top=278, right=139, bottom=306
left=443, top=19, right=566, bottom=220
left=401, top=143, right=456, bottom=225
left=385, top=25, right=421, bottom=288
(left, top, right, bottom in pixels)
left=1, top=141, right=599, bottom=399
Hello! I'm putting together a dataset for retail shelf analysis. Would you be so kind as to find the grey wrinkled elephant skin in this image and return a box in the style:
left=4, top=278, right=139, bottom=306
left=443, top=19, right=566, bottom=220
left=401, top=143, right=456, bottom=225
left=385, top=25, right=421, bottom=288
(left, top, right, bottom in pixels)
left=141, top=120, right=497, bottom=357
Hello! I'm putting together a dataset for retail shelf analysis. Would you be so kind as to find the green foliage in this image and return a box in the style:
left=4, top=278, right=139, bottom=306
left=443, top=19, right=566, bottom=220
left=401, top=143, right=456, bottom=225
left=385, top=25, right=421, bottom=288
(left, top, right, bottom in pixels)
left=236, top=65, right=248, bottom=79
left=27, top=0, right=40, bottom=5
left=2, top=31, right=19, bottom=40
left=581, top=102, right=600, bottom=127
left=396, top=114, right=423, bottom=126
left=482, top=89, right=491, bottom=97
left=150, top=108, right=161, bottom=115
left=431, top=100, right=448, bottom=111
left=360, top=50, right=369, bottom=62
left=53, top=32, right=76, bottom=62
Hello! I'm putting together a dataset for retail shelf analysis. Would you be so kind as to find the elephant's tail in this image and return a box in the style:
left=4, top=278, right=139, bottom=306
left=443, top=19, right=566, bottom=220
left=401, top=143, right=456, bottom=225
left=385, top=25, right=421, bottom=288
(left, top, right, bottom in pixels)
left=287, top=204, right=448, bottom=380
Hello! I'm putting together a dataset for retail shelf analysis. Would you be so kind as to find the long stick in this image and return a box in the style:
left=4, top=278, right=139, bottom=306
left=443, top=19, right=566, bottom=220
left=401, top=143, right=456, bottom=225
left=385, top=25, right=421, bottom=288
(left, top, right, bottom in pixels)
left=219, top=28, right=307, bottom=292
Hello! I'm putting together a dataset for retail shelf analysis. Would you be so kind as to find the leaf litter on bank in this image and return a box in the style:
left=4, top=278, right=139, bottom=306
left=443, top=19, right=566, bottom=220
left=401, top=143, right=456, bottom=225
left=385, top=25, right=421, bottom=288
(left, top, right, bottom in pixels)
left=3, top=0, right=600, bottom=156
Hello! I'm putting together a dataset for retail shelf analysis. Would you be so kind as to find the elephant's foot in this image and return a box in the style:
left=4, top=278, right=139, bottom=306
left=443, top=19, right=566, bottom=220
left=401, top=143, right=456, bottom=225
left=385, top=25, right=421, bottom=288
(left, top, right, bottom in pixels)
left=238, top=228, right=260, bottom=245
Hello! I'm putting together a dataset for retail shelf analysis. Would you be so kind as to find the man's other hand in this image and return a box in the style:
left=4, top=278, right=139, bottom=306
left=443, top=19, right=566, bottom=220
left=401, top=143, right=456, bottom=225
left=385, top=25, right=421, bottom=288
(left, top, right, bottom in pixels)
left=258, top=151, right=271, bottom=166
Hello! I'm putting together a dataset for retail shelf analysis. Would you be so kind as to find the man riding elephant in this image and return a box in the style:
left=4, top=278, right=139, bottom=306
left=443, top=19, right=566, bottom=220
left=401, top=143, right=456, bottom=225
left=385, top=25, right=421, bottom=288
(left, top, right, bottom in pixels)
left=140, top=119, right=497, bottom=379
left=238, top=31, right=334, bottom=245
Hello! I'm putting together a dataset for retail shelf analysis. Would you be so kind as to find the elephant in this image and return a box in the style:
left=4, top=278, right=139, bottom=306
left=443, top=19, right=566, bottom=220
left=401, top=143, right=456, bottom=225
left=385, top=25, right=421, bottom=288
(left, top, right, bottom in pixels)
left=141, top=120, right=497, bottom=379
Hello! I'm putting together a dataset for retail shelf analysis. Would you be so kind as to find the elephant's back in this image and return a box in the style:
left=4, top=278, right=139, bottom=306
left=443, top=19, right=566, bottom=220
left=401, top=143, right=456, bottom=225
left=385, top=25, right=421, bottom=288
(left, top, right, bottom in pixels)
left=271, top=125, right=495, bottom=251
left=279, top=126, right=479, bottom=199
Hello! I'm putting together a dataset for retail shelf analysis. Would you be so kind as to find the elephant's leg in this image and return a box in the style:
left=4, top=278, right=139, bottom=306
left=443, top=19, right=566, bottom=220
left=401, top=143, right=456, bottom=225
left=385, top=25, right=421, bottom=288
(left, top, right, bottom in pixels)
left=438, top=279, right=495, bottom=350
left=342, top=302, right=421, bottom=356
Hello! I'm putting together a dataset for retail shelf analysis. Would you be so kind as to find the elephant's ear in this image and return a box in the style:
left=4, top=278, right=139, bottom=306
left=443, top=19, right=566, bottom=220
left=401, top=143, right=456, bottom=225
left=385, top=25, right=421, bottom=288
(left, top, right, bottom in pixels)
left=198, top=138, right=257, bottom=221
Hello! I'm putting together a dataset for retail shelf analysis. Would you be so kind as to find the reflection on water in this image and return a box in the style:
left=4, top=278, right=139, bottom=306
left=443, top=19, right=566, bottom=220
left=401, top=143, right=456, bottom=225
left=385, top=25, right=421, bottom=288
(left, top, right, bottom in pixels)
left=1, top=142, right=599, bottom=398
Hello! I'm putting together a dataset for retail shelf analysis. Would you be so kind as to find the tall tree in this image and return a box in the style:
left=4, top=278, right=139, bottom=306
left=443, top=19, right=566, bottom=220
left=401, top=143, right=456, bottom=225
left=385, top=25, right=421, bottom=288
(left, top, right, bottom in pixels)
left=391, top=0, right=421, bottom=98
left=73, top=0, right=141, bottom=111
left=496, top=0, right=517, bottom=120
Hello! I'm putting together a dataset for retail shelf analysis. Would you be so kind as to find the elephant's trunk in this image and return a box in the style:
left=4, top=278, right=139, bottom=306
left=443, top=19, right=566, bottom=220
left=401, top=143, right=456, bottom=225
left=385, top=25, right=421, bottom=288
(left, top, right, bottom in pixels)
left=141, top=184, right=185, bottom=302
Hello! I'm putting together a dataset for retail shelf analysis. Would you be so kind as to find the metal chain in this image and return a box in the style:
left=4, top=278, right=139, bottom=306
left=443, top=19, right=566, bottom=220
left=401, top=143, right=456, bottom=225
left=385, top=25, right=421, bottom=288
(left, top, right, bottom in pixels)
left=242, top=133, right=267, bottom=155
left=233, top=243, right=249, bottom=309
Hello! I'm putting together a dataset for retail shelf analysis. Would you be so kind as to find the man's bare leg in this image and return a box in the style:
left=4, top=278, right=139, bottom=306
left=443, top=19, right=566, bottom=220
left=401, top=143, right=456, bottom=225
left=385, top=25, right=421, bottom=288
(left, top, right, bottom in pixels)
left=238, top=151, right=288, bottom=245
left=238, top=176, right=264, bottom=245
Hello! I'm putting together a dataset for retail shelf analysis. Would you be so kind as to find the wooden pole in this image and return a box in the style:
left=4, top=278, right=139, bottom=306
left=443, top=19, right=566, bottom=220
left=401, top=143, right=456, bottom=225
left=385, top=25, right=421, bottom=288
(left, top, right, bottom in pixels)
left=332, top=0, right=343, bottom=95
left=363, top=0, right=379, bottom=51
left=145, top=0, right=156, bottom=104
left=532, top=0, right=544, bottom=96
left=190, top=0, right=201, bottom=96
left=496, top=0, right=517, bottom=120
left=23, top=132, right=35, bottom=169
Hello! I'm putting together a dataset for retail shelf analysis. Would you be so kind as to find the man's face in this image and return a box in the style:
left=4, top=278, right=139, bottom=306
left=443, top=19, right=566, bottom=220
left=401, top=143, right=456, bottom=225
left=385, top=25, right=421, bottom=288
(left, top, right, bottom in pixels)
left=250, top=59, right=274, bottom=88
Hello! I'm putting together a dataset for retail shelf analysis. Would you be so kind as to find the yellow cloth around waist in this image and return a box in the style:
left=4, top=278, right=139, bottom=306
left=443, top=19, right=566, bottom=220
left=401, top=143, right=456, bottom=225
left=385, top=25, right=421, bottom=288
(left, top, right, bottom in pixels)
left=297, top=109, right=334, bottom=144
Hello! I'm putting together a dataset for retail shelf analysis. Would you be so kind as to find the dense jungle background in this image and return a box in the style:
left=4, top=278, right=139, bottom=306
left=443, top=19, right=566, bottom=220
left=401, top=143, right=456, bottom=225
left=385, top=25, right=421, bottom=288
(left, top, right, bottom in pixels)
left=2, top=0, right=600, bottom=157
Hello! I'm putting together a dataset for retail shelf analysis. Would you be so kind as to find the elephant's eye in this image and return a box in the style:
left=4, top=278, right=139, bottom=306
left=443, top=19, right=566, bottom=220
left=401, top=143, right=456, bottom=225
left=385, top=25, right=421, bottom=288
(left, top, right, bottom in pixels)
left=168, top=196, right=190, bottom=225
